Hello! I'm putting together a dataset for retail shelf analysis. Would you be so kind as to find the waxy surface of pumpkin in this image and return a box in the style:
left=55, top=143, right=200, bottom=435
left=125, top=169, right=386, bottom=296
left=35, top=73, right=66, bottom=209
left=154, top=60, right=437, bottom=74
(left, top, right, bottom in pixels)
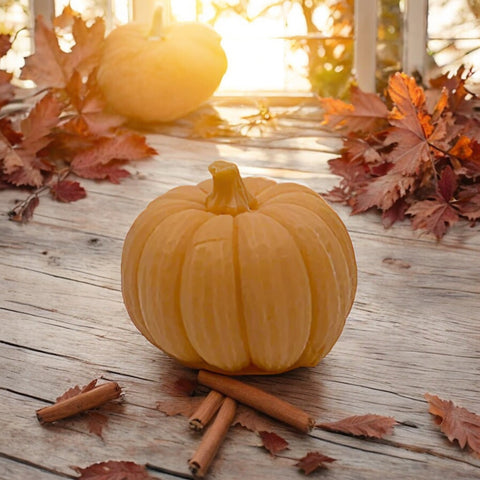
left=121, top=161, right=357, bottom=374
left=97, top=15, right=227, bottom=123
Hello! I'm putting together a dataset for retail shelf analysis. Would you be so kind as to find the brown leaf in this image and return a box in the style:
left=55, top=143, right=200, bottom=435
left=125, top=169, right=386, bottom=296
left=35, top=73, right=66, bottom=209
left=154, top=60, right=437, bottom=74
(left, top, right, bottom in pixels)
left=0, top=70, right=14, bottom=109
left=8, top=196, right=39, bottom=223
left=0, top=34, right=11, bottom=58
left=233, top=404, right=279, bottom=433
left=53, top=4, right=77, bottom=29
left=50, top=179, right=87, bottom=202
left=425, top=393, right=480, bottom=454
left=20, top=15, right=68, bottom=87
left=295, top=451, right=336, bottom=475
left=56, top=379, right=98, bottom=403
left=71, top=133, right=156, bottom=173
left=316, top=414, right=397, bottom=439
left=258, top=431, right=289, bottom=456
left=320, top=86, right=389, bottom=133
left=407, top=199, right=459, bottom=240
left=165, top=376, right=198, bottom=397
left=353, top=172, right=416, bottom=213
left=86, top=411, right=108, bottom=439
left=72, top=461, right=154, bottom=479
left=156, top=396, right=204, bottom=418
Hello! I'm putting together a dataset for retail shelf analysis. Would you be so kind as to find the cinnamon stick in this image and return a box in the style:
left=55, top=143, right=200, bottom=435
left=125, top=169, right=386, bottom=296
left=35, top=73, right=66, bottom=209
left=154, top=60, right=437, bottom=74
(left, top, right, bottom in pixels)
left=189, top=390, right=224, bottom=431
left=188, top=397, right=236, bottom=478
left=197, top=370, right=315, bottom=433
left=36, top=382, right=122, bottom=424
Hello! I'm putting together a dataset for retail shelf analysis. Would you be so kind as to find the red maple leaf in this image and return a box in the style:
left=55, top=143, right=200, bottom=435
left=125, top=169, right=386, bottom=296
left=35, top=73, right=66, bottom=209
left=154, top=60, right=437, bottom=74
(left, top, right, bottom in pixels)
left=258, top=431, right=289, bottom=456
left=316, top=414, right=397, bottom=439
left=407, top=199, right=459, bottom=239
left=72, top=461, right=155, bottom=479
left=50, top=179, right=86, bottom=202
left=456, top=184, right=480, bottom=221
left=71, top=133, right=156, bottom=182
left=353, top=172, right=416, bottom=213
left=294, top=451, right=336, bottom=475
left=425, top=393, right=480, bottom=454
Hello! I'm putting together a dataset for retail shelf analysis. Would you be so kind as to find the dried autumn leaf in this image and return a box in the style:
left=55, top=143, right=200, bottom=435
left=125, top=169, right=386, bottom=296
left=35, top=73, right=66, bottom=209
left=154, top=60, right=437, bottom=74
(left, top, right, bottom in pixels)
left=407, top=198, right=459, bottom=239
left=316, top=414, right=397, bottom=439
left=0, top=34, right=11, bottom=57
left=50, top=179, right=87, bottom=202
left=21, top=15, right=68, bottom=88
left=86, top=411, right=109, bottom=439
left=0, top=71, right=14, bottom=109
left=425, top=393, right=480, bottom=454
left=294, top=451, right=336, bottom=475
left=71, top=133, right=157, bottom=181
left=323, top=68, right=480, bottom=238
left=167, top=376, right=198, bottom=397
left=233, top=404, right=279, bottom=433
left=72, top=461, right=155, bottom=480
left=320, top=86, right=389, bottom=133
left=3, top=92, right=63, bottom=187
left=258, top=431, right=289, bottom=456
left=156, top=396, right=204, bottom=418
left=56, top=379, right=98, bottom=403
left=8, top=196, right=39, bottom=223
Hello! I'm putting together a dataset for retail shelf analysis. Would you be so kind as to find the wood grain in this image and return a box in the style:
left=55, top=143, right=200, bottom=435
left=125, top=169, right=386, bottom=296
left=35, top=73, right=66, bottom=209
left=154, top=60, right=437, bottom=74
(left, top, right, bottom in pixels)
left=1, top=123, right=480, bottom=479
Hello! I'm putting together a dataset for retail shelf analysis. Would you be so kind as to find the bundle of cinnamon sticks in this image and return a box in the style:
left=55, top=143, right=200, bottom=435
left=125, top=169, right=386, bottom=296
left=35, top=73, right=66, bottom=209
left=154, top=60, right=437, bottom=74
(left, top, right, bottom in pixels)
left=188, top=370, right=316, bottom=478
left=35, top=371, right=316, bottom=478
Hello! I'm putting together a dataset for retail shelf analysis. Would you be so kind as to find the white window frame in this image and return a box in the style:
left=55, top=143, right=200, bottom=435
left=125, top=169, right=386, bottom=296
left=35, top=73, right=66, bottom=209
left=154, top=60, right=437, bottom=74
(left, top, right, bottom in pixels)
left=31, top=0, right=429, bottom=93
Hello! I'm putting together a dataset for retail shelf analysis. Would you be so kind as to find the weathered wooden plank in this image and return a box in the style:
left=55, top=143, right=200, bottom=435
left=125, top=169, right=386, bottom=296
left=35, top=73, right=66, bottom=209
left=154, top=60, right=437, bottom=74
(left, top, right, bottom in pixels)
left=2, top=130, right=480, bottom=479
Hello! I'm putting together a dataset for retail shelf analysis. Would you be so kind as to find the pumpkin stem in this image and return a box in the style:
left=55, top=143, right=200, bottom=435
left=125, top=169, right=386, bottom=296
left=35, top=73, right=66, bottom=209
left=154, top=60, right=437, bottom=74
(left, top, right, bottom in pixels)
left=205, top=161, right=257, bottom=215
left=149, top=5, right=171, bottom=38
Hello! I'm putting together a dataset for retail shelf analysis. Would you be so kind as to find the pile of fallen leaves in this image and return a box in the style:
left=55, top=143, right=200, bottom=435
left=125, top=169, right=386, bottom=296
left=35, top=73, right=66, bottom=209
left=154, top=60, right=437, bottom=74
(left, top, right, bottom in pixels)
left=0, top=8, right=156, bottom=222
left=320, top=67, right=480, bottom=239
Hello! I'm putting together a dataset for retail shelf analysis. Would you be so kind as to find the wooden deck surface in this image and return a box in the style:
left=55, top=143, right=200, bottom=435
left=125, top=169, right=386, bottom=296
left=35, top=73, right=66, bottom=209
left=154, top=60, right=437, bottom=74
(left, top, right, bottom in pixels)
left=1, top=114, right=480, bottom=479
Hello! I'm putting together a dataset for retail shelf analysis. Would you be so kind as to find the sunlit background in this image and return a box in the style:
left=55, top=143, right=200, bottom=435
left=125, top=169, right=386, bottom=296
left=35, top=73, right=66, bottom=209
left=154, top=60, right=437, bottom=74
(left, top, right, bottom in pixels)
left=2, top=0, right=480, bottom=95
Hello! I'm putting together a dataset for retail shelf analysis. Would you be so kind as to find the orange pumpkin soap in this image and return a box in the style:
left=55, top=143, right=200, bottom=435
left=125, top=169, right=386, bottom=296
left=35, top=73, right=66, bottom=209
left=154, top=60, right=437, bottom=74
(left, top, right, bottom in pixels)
left=97, top=11, right=227, bottom=123
left=121, top=161, right=357, bottom=374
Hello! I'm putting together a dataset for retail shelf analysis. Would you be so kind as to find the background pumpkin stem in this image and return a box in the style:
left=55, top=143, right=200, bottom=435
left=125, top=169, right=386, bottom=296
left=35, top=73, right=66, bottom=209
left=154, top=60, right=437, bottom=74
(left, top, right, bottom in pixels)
left=149, top=6, right=168, bottom=38
left=205, top=161, right=258, bottom=215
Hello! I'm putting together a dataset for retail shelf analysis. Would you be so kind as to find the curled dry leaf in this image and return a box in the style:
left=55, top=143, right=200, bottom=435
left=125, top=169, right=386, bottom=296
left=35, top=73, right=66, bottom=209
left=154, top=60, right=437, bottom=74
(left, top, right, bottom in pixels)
left=425, top=393, right=480, bottom=454
left=258, top=431, right=289, bottom=456
left=316, top=414, right=397, bottom=439
left=72, top=460, right=154, bottom=479
left=294, top=451, right=336, bottom=475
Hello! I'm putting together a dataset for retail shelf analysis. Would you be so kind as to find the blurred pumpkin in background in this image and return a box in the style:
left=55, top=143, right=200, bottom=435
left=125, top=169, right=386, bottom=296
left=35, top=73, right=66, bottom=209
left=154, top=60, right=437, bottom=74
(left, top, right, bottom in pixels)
left=97, top=9, right=227, bottom=123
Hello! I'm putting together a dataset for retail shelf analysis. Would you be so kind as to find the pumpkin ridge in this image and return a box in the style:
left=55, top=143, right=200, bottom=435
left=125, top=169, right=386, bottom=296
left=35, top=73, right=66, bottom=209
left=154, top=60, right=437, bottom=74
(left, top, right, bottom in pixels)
left=261, top=193, right=357, bottom=312
left=122, top=201, right=205, bottom=345
left=258, top=203, right=342, bottom=361
left=232, top=214, right=252, bottom=366
left=137, top=209, right=212, bottom=361
left=236, top=211, right=311, bottom=371
left=254, top=208, right=315, bottom=366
